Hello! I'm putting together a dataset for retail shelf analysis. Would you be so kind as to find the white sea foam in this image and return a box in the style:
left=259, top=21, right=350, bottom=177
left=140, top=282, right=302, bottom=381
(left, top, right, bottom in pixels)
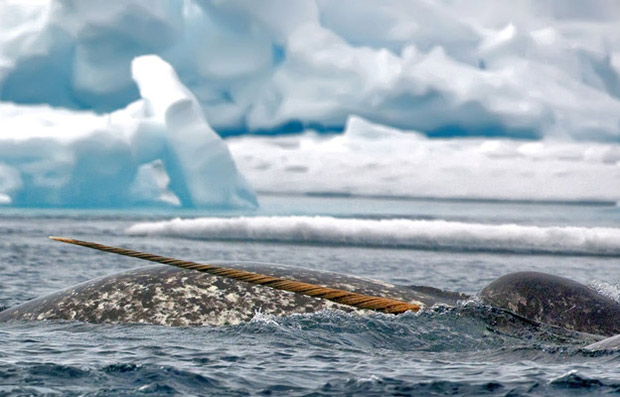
left=127, top=216, right=620, bottom=256
left=589, top=281, right=620, bottom=303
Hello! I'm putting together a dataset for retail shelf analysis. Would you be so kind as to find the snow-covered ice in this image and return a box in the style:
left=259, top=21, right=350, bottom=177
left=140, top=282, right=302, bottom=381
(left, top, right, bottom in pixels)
left=0, top=1, right=619, bottom=207
left=229, top=116, right=620, bottom=203
left=1, top=0, right=619, bottom=139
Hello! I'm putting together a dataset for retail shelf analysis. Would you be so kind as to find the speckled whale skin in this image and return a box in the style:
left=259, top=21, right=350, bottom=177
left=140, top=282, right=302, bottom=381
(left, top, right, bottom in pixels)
left=480, top=271, right=620, bottom=337
left=0, top=262, right=468, bottom=326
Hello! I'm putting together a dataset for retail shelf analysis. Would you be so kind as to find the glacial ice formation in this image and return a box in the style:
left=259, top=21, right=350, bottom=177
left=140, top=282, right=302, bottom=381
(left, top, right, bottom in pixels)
left=0, top=0, right=619, bottom=139
left=0, top=55, right=256, bottom=208
left=1, top=1, right=620, bottom=207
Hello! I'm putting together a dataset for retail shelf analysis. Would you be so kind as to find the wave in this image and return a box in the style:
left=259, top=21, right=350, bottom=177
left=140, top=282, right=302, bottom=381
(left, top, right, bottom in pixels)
left=126, top=216, right=620, bottom=256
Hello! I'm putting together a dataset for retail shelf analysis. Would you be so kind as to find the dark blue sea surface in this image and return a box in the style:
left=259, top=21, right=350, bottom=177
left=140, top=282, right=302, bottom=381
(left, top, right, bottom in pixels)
left=1, top=196, right=620, bottom=396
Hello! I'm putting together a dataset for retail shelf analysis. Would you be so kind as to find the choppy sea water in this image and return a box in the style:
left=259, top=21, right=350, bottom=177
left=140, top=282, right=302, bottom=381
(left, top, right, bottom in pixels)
left=2, top=195, right=620, bottom=396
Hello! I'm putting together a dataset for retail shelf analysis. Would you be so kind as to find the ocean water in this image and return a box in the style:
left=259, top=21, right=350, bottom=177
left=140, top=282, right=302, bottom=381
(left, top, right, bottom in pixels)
left=2, top=195, right=620, bottom=396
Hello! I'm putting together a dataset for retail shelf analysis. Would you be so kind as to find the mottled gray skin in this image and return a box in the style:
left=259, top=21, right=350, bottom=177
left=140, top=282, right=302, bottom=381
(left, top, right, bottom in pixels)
left=0, top=262, right=467, bottom=326
left=480, top=271, right=620, bottom=337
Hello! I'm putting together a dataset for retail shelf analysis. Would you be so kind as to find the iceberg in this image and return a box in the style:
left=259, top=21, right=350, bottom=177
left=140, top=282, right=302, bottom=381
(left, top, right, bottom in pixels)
left=0, top=55, right=256, bottom=208
left=1, top=1, right=619, bottom=207
left=0, top=0, right=619, bottom=139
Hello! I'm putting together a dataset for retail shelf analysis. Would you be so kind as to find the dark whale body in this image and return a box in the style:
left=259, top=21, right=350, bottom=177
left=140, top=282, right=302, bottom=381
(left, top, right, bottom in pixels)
left=0, top=262, right=467, bottom=326
left=3, top=264, right=620, bottom=348
left=480, top=271, right=620, bottom=337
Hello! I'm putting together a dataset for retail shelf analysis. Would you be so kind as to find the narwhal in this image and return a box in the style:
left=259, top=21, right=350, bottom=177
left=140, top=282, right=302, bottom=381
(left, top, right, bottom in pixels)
left=2, top=237, right=620, bottom=350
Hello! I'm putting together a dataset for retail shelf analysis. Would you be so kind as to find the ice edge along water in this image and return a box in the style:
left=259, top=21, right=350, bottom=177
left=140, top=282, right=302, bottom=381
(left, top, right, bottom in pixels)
left=228, top=116, right=620, bottom=204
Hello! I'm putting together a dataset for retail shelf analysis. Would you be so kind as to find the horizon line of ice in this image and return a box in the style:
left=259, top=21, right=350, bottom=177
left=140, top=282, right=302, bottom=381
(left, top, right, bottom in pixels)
left=126, top=216, right=620, bottom=257
left=228, top=115, right=620, bottom=204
